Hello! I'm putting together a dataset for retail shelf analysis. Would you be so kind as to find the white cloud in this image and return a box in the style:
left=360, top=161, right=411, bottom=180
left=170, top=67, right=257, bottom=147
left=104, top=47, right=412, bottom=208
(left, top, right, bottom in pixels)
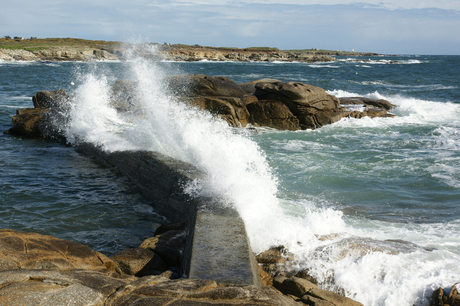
left=148, top=0, right=460, bottom=10
left=1, top=0, right=459, bottom=54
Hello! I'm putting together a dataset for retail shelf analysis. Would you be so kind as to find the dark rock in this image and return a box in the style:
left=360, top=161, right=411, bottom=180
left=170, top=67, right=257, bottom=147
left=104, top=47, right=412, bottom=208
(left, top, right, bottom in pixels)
left=247, top=100, right=301, bottom=131
left=8, top=108, right=49, bottom=137
left=111, top=248, right=169, bottom=276
left=239, top=78, right=283, bottom=94
left=303, top=287, right=363, bottom=306
left=254, top=81, right=342, bottom=129
left=32, top=89, right=67, bottom=109
left=154, top=222, right=187, bottom=236
left=142, top=244, right=182, bottom=267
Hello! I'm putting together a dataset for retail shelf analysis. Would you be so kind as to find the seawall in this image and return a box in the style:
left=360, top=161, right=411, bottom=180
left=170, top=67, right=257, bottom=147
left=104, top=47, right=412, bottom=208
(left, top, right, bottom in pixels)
left=76, top=142, right=262, bottom=287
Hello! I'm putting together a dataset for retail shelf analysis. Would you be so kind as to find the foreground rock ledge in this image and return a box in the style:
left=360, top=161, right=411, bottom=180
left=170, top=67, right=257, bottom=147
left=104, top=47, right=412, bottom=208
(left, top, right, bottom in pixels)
left=0, top=229, right=299, bottom=305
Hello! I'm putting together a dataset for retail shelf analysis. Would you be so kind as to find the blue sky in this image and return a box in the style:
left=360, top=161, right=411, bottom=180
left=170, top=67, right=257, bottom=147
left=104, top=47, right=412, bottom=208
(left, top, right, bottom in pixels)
left=1, top=0, right=459, bottom=54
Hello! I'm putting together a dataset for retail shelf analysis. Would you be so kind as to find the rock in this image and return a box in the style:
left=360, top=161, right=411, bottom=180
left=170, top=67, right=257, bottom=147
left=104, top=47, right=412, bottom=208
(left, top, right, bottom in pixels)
left=7, top=108, right=49, bottom=137
left=239, top=79, right=283, bottom=94
left=104, top=276, right=302, bottom=306
left=339, top=96, right=395, bottom=111
left=247, top=100, right=301, bottom=131
left=0, top=269, right=302, bottom=306
left=154, top=222, right=187, bottom=236
left=256, top=246, right=287, bottom=265
left=0, top=269, right=133, bottom=306
left=258, top=264, right=273, bottom=286
left=296, top=269, right=319, bottom=285
left=143, top=244, right=181, bottom=267
left=302, top=287, right=363, bottom=306
left=274, top=276, right=363, bottom=306
left=166, top=74, right=253, bottom=127
left=254, top=81, right=341, bottom=129
left=340, top=97, right=396, bottom=119
left=139, top=225, right=186, bottom=269
left=176, top=74, right=248, bottom=97
left=255, top=81, right=339, bottom=111
left=6, top=89, right=69, bottom=140
left=111, top=248, right=169, bottom=276
left=0, top=229, right=116, bottom=272
left=284, top=277, right=320, bottom=298
left=32, top=89, right=68, bottom=109
left=430, top=283, right=460, bottom=306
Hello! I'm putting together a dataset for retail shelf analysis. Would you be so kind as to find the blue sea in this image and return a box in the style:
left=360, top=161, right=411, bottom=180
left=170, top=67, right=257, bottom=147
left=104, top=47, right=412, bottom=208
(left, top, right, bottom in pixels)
left=1, top=53, right=460, bottom=306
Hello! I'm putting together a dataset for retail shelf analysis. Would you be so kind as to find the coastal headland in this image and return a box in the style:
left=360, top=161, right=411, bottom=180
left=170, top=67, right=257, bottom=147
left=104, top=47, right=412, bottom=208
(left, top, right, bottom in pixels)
left=0, top=37, right=380, bottom=62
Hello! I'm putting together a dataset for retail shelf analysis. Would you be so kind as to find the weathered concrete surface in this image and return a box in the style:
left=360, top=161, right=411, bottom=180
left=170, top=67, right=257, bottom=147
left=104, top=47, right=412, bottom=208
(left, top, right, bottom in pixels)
left=189, top=201, right=262, bottom=287
left=76, top=142, right=262, bottom=287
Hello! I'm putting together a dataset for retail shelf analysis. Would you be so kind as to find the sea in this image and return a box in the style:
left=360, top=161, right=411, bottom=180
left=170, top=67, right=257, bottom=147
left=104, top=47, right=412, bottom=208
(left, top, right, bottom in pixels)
left=1, top=51, right=460, bottom=306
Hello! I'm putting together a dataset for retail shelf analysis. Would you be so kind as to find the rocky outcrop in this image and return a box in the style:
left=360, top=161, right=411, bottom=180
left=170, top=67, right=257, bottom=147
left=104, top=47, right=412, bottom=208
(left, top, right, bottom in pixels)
left=0, top=45, right=336, bottom=62
left=0, top=229, right=303, bottom=306
left=166, top=74, right=256, bottom=127
left=247, top=100, right=301, bottom=131
left=430, top=283, right=460, bottom=306
left=4, top=76, right=397, bottom=139
left=160, top=48, right=336, bottom=62
left=0, top=47, right=120, bottom=62
left=0, top=229, right=116, bottom=272
left=5, top=89, right=69, bottom=140
left=253, top=81, right=342, bottom=129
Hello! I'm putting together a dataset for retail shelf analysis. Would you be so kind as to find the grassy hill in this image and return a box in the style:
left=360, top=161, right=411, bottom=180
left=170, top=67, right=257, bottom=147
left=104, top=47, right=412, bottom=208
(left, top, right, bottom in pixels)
left=0, top=37, right=378, bottom=56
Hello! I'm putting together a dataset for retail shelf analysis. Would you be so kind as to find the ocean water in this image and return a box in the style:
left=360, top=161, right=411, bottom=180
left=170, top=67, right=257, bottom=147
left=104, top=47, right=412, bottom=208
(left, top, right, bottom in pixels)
left=1, top=53, right=460, bottom=306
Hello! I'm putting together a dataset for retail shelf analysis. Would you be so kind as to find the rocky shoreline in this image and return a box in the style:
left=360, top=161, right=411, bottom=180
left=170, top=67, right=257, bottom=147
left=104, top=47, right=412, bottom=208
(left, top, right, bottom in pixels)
left=0, top=45, right=343, bottom=62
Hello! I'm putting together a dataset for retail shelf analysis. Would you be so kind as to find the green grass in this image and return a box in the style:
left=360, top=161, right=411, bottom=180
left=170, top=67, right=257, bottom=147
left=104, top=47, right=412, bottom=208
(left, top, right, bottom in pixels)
left=0, top=37, right=120, bottom=51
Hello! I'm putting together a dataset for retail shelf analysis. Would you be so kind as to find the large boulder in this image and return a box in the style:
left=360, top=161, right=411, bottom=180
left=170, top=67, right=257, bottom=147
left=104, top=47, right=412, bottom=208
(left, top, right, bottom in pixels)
left=7, top=108, right=49, bottom=137
left=274, top=276, right=363, bottom=306
left=254, top=81, right=342, bottom=129
left=247, top=100, right=301, bottom=131
left=32, top=89, right=68, bottom=109
left=165, top=74, right=255, bottom=127
left=6, top=89, right=69, bottom=140
left=0, top=229, right=116, bottom=272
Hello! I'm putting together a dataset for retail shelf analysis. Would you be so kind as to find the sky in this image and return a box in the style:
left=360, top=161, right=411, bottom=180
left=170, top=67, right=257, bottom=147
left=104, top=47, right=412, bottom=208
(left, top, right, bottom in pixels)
left=1, top=0, right=460, bottom=55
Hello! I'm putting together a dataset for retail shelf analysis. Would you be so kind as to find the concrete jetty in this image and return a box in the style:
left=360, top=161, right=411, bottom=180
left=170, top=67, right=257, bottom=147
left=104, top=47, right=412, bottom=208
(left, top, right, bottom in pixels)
left=76, top=142, right=262, bottom=287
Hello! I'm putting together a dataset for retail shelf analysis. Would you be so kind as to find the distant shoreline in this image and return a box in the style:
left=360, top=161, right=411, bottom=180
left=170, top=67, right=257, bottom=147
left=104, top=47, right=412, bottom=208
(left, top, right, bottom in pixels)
left=0, top=37, right=380, bottom=62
